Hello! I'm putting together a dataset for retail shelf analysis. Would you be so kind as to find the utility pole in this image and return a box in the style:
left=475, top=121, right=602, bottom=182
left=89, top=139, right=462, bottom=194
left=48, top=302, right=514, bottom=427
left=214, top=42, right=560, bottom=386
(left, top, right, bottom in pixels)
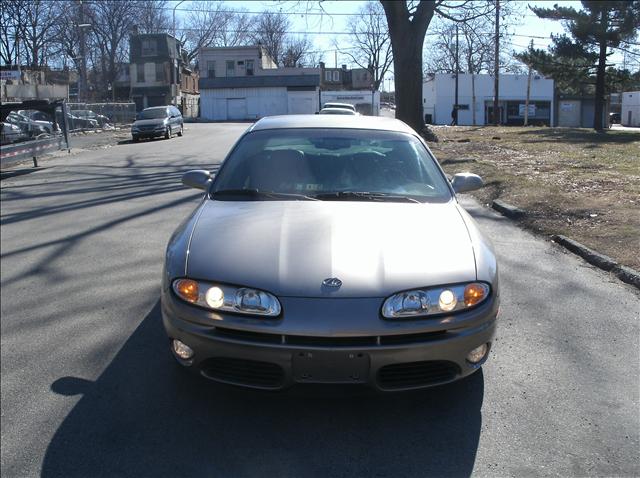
left=335, top=50, right=337, bottom=69
left=454, top=24, right=459, bottom=126
left=493, top=0, right=500, bottom=125
left=78, top=1, right=87, bottom=104
left=173, top=0, right=185, bottom=37
left=524, top=39, right=533, bottom=126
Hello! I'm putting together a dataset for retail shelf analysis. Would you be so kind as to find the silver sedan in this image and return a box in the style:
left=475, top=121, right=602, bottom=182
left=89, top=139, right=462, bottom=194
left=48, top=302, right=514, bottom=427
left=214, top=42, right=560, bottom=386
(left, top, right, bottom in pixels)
left=161, top=115, right=499, bottom=391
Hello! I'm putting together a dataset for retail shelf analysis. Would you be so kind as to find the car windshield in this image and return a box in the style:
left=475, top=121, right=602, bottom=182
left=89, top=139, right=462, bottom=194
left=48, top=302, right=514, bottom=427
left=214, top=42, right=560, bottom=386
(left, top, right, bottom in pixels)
left=138, top=109, right=167, bottom=120
left=211, top=128, right=452, bottom=203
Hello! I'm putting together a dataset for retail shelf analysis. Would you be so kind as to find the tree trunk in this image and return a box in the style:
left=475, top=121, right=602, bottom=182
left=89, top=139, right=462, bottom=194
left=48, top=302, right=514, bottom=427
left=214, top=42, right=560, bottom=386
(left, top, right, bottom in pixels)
left=381, top=1, right=435, bottom=133
left=593, top=9, right=608, bottom=132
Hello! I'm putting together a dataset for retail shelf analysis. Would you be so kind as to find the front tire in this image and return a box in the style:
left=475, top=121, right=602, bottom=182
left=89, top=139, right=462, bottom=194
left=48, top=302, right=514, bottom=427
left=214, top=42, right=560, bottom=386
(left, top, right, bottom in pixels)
left=164, top=127, right=171, bottom=139
left=177, top=125, right=183, bottom=137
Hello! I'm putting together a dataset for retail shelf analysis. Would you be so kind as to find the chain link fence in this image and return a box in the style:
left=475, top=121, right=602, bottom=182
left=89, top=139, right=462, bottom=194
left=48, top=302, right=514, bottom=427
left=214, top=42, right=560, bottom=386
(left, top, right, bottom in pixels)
left=66, top=102, right=136, bottom=131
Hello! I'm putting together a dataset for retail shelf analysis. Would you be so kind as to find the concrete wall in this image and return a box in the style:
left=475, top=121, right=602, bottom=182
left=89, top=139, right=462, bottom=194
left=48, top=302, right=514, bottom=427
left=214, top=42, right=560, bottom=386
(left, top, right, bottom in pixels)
left=200, top=87, right=318, bottom=120
left=2, top=84, right=68, bottom=101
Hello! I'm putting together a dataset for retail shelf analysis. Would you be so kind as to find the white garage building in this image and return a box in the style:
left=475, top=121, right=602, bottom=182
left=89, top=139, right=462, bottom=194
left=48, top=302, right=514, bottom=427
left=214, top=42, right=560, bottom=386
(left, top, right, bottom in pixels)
left=199, top=46, right=320, bottom=121
left=621, top=91, right=640, bottom=127
left=423, top=73, right=555, bottom=126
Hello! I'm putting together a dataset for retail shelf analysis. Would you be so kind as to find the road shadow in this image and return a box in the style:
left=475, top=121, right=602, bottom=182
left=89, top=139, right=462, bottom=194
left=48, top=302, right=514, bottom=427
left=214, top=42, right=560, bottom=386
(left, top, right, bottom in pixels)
left=516, top=127, right=640, bottom=144
left=42, top=301, right=484, bottom=477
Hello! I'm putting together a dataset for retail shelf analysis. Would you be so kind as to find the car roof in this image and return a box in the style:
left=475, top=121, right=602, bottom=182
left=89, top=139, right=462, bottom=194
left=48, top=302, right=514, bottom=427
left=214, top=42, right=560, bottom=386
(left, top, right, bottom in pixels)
left=249, top=115, right=416, bottom=134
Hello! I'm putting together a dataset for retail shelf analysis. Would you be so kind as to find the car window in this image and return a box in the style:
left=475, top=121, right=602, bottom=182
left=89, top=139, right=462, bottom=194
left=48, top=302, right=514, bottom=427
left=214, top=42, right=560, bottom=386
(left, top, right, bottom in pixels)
left=138, top=108, right=168, bottom=119
left=212, top=128, right=452, bottom=202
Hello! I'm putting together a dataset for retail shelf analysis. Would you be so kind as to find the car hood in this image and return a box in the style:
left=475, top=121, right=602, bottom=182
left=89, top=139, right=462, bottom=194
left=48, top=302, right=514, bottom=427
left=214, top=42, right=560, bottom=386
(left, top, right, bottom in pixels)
left=186, top=200, right=477, bottom=298
left=133, top=119, right=166, bottom=127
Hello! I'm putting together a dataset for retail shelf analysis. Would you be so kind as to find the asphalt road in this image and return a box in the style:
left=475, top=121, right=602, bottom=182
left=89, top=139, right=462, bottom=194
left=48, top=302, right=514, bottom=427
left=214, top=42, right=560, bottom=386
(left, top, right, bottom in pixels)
left=1, top=123, right=638, bottom=478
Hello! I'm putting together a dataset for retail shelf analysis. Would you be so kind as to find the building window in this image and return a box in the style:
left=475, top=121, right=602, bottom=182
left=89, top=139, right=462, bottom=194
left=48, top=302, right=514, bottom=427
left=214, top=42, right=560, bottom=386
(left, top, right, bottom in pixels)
left=207, top=61, right=216, bottom=78
left=155, top=63, right=165, bottom=82
left=324, top=71, right=332, bottom=82
left=332, top=71, right=340, bottom=82
left=226, top=60, right=235, bottom=77
left=141, top=39, right=157, bottom=56
left=137, top=63, right=145, bottom=83
left=246, top=60, right=254, bottom=76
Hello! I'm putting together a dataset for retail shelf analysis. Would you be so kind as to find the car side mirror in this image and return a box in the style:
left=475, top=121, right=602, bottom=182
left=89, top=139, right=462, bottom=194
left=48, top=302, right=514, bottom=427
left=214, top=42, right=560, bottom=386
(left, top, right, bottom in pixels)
left=182, top=170, right=213, bottom=190
left=451, top=173, right=484, bottom=193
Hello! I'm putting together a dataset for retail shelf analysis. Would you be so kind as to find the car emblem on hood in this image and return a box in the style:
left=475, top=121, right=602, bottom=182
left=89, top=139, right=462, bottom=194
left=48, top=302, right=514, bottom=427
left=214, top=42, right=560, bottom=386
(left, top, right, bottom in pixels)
left=322, top=278, right=342, bottom=288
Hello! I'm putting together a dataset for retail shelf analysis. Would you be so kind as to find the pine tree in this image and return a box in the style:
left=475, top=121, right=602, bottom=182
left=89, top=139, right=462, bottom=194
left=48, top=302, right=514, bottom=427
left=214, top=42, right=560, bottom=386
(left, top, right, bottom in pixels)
left=526, top=1, right=640, bottom=131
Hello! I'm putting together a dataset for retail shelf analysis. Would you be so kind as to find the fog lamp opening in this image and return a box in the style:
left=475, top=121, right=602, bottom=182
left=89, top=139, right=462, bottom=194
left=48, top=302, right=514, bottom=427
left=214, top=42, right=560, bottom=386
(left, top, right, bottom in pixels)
left=172, top=339, right=194, bottom=360
left=466, top=343, right=489, bottom=364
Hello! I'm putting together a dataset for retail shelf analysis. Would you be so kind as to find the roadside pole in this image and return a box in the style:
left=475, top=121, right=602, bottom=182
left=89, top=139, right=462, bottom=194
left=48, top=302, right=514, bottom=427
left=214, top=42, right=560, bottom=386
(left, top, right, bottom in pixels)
left=493, top=0, right=500, bottom=125
left=524, top=40, right=533, bottom=126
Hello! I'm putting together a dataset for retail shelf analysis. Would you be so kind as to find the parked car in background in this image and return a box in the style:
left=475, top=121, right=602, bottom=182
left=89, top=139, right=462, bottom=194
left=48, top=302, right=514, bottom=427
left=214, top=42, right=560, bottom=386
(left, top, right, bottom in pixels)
left=163, top=115, right=498, bottom=392
left=131, top=106, right=183, bottom=141
left=323, top=102, right=357, bottom=112
left=71, top=109, right=111, bottom=127
left=57, top=110, right=98, bottom=130
left=17, top=109, right=58, bottom=134
left=5, top=112, right=49, bottom=138
left=1, top=121, right=26, bottom=144
left=320, top=108, right=358, bottom=115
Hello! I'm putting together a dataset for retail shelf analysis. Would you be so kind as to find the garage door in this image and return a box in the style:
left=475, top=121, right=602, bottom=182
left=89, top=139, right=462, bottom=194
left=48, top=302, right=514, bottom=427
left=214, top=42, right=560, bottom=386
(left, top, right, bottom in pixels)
left=288, top=97, right=313, bottom=114
left=227, top=99, right=247, bottom=120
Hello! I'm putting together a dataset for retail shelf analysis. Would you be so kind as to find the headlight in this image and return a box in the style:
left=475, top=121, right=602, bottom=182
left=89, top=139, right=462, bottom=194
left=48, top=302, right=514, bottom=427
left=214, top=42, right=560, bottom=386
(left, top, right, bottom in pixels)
left=172, top=278, right=281, bottom=317
left=382, top=282, right=490, bottom=319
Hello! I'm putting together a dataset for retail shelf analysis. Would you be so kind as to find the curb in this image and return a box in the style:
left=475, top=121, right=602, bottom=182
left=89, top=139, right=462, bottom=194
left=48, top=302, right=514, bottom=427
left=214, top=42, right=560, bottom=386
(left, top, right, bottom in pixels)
left=488, top=199, right=639, bottom=290
left=552, top=235, right=640, bottom=290
left=491, top=199, right=526, bottom=219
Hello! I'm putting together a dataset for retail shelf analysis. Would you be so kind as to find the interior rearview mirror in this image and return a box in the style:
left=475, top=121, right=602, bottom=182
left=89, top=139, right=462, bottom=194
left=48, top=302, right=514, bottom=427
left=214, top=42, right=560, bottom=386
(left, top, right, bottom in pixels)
left=182, top=170, right=213, bottom=191
left=451, top=173, right=484, bottom=193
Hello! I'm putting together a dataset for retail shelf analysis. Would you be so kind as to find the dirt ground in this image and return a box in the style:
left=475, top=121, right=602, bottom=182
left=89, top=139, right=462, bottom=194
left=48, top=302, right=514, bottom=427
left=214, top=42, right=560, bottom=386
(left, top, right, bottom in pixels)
left=427, top=125, right=640, bottom=270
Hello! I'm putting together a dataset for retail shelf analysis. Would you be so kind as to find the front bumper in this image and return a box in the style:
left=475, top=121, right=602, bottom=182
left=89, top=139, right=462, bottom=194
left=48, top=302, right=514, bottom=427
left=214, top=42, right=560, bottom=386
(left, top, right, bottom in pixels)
left=132, top=129, right=165, bottom=138
left=161, top=291, right=498, bottom=392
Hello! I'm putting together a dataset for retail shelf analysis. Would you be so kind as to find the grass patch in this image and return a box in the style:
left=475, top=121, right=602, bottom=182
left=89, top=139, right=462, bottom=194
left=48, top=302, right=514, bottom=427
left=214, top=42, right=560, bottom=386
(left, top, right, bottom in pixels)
left=428, top=126, right=640, bottom=270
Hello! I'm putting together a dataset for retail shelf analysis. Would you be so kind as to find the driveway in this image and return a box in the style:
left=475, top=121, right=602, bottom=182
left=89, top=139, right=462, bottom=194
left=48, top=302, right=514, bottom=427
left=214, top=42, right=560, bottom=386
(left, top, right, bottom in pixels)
left=1, top=123, right=638, bottom=477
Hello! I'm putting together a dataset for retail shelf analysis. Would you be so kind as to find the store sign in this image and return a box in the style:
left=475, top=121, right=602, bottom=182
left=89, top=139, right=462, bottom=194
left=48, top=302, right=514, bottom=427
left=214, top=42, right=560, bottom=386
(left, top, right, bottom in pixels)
left=0, top=70, right=21, bottom=80
left=519, top=104, right=536, bottom=116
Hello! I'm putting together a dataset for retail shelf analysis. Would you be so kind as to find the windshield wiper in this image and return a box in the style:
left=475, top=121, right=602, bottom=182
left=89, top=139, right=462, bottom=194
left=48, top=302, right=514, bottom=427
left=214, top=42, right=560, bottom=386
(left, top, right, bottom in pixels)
left=211, top=188, right=319, bottom=201
left=314, top=191, right=421, bottom=203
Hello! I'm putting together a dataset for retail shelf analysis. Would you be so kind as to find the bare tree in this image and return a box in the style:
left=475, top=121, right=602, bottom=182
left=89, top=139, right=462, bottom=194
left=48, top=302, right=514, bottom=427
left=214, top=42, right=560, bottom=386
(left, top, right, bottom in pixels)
left=381, top=0, right=495, bottom=133
left=281, top=37, right=313, bottom=67
left=136, top=0, right=172, bottom=34
left=0, top=0, right=27, bottom=65
left=85, top=0, right=139, bottom=99
left=181, top=1, right=230, bottom=62
left=251, top=11, right=290, bottom=66
left=218, top=9, right=256, bottom=47
left=342, top=2, right=393, bottom=91
left=5, top=0, right=62, bottom=67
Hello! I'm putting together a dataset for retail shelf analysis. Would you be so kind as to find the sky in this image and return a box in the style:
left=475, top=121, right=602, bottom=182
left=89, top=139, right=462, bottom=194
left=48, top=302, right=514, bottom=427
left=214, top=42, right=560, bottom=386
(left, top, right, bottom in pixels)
left=171, top=0, right=638, bottom=90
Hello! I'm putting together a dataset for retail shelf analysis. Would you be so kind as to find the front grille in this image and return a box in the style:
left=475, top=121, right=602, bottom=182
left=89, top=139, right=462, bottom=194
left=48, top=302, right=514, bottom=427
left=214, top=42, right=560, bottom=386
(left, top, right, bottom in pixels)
left=210, top=327, right=448, bottom=348
left=200, top=357, right=284, bottom=389
left=378, top=331, right=447, bottom=346
left=213, top=327, right=282, bottom=344
left=377, top=361, right=459, bottom=390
